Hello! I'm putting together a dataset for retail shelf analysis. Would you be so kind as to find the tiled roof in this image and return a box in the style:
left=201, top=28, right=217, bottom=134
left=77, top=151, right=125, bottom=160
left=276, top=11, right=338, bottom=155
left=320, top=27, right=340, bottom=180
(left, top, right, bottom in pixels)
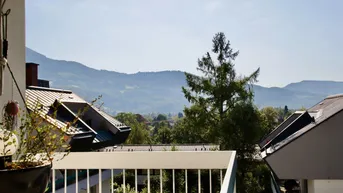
left=26, top=86, right=85, bottom=113
left=26, top=86, right=128, bottom=137
left=26, top=86, right=86, bottom=135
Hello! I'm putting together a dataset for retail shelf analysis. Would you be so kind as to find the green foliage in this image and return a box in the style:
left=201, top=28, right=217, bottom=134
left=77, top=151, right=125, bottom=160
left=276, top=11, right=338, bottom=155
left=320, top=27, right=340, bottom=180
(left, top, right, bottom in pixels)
left=284, top=105, right=289, bottom=116
left=155, top=114, right=167, bottom=121
left=172, top=115, right=211, bottom=144
left=0, top=97, right=99, bottom=169
left=154, top=126, right=173, bottom=144
left=178, top=32, right=270, bottom=193
left=113, top=183, right=136, bottom=193
left=115, top=112, right=151, bottom=144
left=260, top=107, right=279, bottom=134
left=273, top=105, right=295, bottom=123
left=0, top=102, right=68, bottom=169
left=298, top=106, right=307, bottom=111
left=237, top=162, right=272, bottom=193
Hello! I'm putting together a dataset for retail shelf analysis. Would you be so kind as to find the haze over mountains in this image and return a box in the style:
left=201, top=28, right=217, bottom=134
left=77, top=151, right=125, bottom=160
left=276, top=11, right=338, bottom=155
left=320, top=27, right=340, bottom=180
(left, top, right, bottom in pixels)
left=26, top=47, right=343, bottom=114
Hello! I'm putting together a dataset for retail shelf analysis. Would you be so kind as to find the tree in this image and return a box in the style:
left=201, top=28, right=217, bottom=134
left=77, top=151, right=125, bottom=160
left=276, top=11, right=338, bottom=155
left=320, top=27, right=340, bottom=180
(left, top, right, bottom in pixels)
left=284, top=105, right=288, bottom=115
left=115, top=113, right=151, bottom=144
left=177, top=112, right=184, bottom=118
left=173, top=107, right=212, bottom=144
left=155, top=114, right=167, bottom=121
left=274, top=106, right=295, bottom=123
left=181, top=32, right=269, bottom=193
left=182, top=32, right=261, bottom=147
left=154, top=126, right=173, bottom=144
left=260, top=107, right=279, bottom=133
left=298, top=106, right=307, bottom=111
left=283, top=105, right=289, bottom=118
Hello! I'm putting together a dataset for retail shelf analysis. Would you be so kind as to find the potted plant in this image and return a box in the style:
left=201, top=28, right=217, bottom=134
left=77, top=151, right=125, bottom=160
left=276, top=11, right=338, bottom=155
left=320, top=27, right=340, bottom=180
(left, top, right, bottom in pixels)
left=0, top=100, right=76, bottom=193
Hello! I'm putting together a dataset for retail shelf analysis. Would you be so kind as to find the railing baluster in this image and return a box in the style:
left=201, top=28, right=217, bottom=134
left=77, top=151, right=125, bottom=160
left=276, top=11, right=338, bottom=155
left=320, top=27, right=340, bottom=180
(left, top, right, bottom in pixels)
left=198, top=169, right=201, bottom=193
left=123, top=169, right=126, bottom=193
left=112, top=169, right=114, bottom=193
left=99, top=169, right=103, bottom=193
left=135, top=169, right=138, bottom=193
left=160, top=169, right=163, bottom=193
left=87, top=169, right=90, bottom=193
left=64, top=169, right=67, bottom=193
left=148, top=169, right=151, bottom=193
left=220, top=169, right=223, bottom=186
left=209, top=169, right=212, bottom=193
left=172, top=169, right=175, bottom=193
left=52, top=169, right=55, bottom=193
left=185, top=169, right=188, bottom=193
left=76, top=169, right=78, bottom=193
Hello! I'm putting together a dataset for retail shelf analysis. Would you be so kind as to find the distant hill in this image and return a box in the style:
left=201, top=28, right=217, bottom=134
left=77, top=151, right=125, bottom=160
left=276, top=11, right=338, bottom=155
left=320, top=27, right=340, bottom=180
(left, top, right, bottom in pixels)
left=26, top=47, right=343, bottom=114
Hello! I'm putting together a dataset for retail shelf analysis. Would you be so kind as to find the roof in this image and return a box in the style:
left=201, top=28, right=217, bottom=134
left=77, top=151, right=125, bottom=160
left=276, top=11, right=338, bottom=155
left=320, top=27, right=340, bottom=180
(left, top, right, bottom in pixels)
left=26, top=86, right=87, bottom=135
left=261, top=94, right=343, bottom=157
left=92, top=106, right=129, bottom=131
left=98, top=144, right=220, bottom=152
left=259, top=111, right=305, bottom=149
left=26, top=86, right=129, bottom=140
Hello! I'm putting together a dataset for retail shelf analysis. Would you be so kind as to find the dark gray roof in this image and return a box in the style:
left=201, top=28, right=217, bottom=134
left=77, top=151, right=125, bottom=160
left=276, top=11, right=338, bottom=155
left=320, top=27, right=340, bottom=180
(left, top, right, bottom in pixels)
left=90, top=105, right=129, bottom=131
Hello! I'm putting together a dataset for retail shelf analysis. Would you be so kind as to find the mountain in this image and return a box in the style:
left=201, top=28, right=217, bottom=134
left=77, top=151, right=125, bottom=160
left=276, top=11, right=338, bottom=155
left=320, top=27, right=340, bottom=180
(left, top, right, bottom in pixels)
left=26, top=47, right=343, bottom=114
left=26, top=48, right=189, bottom=114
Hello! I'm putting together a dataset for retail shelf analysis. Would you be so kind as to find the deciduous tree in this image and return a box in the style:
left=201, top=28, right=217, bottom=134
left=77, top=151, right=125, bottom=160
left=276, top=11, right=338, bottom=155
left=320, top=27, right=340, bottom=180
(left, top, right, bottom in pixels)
left=115, top=112, right=151, bottom=144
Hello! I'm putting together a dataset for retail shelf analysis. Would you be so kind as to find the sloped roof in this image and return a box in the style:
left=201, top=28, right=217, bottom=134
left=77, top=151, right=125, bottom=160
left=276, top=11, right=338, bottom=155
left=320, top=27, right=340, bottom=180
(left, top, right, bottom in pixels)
left=91, top=105, right=129, bottom=131
left=26, top=86, right=86, bottom=135
left=26, top=86, right=129, bottom=138
left=261, top=94, right=343, bottom=157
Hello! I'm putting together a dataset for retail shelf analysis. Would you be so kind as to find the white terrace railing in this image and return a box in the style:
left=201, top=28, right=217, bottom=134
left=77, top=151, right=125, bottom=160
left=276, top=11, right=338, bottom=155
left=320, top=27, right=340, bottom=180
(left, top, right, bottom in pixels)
left=50, top=151, right=236, bottom=193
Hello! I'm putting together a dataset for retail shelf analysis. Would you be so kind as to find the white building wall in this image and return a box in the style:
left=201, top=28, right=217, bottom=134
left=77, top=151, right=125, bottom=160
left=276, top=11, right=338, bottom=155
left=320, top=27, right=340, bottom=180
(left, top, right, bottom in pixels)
left=0, top=0, right=26, bottom=114
left=308, top=180, right=343, bottom=193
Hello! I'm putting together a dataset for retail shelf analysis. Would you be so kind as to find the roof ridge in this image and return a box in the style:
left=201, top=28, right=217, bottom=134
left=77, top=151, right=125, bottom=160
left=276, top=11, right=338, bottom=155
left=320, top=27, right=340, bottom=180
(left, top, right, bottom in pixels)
left=27, top=86, right=72, bottom=93
left=325, top=93, right=343, bottom=100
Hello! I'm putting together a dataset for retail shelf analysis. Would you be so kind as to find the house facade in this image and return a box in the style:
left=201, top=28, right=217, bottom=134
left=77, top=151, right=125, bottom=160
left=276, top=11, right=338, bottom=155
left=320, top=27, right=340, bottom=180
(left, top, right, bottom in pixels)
left=260, top=94, right=343, bottom=193
left=25, top=63, right=131, bottom=151
left=0, top=0, right=26, bottom=115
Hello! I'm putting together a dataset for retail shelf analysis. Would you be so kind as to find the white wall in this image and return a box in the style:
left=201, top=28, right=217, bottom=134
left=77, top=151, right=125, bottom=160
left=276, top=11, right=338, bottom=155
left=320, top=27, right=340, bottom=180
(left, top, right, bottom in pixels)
left=308, top=180, right=343, bottom=193
left=0, top=0, right=26, bottom=114
left=266, top=111, right=343, bottom=179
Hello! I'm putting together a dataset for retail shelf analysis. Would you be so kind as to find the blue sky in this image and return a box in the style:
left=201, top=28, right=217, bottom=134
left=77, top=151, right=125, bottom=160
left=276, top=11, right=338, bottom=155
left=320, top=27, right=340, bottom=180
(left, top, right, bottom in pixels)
left=26, top=0, right=343, bottom=87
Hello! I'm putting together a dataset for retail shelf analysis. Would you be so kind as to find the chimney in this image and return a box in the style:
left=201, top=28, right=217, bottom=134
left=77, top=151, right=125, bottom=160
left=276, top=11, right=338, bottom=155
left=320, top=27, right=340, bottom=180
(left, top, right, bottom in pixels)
left=26, top=62, right=39, bottom=87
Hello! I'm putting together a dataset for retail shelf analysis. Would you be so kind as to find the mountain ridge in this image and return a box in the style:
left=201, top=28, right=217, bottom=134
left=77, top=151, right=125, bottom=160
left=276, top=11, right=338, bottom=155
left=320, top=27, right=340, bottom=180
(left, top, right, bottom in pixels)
left=25, top=47, right=343, bottom=114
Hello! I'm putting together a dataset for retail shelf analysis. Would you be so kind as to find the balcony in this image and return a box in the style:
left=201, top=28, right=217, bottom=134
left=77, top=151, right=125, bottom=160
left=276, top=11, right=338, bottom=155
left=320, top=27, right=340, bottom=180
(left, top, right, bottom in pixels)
left=49, top=151, right=237, bottom=193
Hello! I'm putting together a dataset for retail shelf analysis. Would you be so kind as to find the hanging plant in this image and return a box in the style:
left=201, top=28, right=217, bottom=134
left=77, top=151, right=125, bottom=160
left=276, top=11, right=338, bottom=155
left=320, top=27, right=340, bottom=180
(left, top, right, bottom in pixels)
left=4, top=100, right=19, bottom=116
left=0, top=99, right=98, bottom=193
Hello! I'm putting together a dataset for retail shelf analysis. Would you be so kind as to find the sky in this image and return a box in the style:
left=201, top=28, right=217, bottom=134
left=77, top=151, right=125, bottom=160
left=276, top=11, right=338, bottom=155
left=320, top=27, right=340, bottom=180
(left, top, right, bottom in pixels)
left=26, top=0, right=343, bottom=87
